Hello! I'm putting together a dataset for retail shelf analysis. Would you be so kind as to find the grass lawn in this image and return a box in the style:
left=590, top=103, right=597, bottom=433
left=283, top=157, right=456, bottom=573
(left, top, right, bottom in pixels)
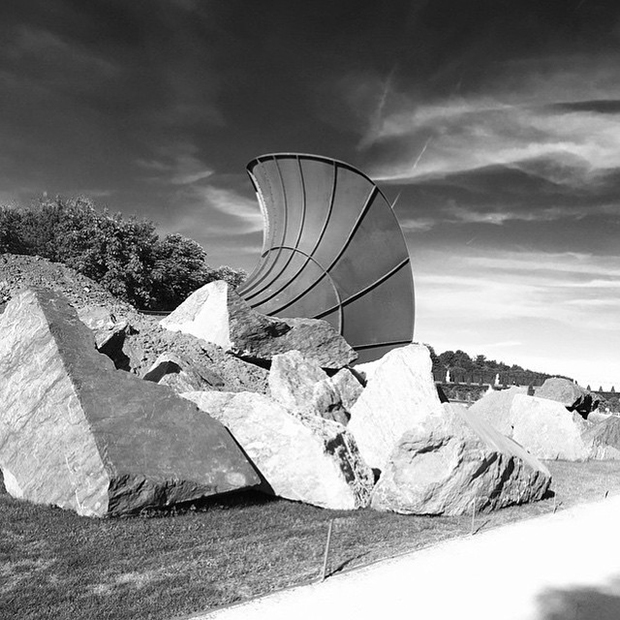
left=2, top=460, right=620, bottom=620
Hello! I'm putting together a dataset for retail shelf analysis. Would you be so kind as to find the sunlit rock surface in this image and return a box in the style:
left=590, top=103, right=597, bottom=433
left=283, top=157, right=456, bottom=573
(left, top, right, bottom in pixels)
left=0, top=289, right=260, bottom=517
left=269, top=351, right=350, bottom=425
left=348, top=344, right=445, bottom=470
left=371, top=403, right=551, bottom=516
left=161, top=281, right=356, bottom=369
left=182, top=390, right=374, bottom=510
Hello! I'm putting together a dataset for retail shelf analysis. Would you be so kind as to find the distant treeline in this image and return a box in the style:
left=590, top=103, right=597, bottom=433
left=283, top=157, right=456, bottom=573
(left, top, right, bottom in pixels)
left=0, top=196, right=246, bottom=310
left=426, top=345, right=564, bottom=387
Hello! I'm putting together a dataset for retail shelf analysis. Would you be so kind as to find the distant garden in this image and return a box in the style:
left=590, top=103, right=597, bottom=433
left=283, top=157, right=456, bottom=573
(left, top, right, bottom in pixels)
left=0, top=196, right=246, bottom=310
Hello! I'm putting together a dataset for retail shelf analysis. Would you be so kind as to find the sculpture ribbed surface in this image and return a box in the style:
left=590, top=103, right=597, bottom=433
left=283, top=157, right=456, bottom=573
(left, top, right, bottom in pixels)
left=238, top=153, right=415, bottom=362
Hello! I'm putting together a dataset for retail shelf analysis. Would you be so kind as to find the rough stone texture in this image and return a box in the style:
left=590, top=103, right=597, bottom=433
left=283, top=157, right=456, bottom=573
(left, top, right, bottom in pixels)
left=535, top=377, right=600, bottom=416
left=330, top=368, right=364, bottom=410
left=0, top=254, right=269, bottom=394
left=371, top=403, right=551, bottom=516
left=77, top=305, right=131, bottom=350
left=506, top=395, right=592, bottom=461
left=582, top=416, right=620, bottom=460
left=181, top=390, right=374, bottom=509
left=160, top=281, right=356, bottom=369
left=0, top=289, right=260, bottom=517
left=161, top=280, right=286, bottom=350
left=468, top=386, right=529, bottom=436
left=119, top=322, right=269, bottom=394
left=587, top=410, right=615, bottom=424
left=268, top=351, right=349, bottom=425
left=142, top=353, right=218, bottom=393
left=348, top=344, right=445, bottom=471
left=0, top=253, right=135, bottom=316
left=274, top=317, right=357, bottom=369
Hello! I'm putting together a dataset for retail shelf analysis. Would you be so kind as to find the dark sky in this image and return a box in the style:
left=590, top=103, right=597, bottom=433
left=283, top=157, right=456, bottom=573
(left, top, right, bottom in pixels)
left=1, top=0, right=619, bottom=386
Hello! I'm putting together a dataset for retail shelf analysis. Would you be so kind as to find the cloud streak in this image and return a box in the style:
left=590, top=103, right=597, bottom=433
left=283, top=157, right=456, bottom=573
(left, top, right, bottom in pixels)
left=355, top=55, right=620, bottom=189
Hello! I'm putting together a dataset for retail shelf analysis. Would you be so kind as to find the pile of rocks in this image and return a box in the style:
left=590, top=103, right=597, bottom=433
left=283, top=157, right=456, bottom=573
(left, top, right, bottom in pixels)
left=469, top=378, right=618, bottom=461
left=0, top=265, right=562, bottom=518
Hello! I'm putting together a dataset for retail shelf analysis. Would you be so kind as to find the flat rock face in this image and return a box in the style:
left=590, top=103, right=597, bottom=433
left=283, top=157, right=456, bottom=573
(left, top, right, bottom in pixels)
left=272, top=317, right=357, bottom=369
left=535, top=377, right=600, bottom=415
left=347, top=344, right=445, bottom=471
left=269, top=351, right=349, bottom=425
left=371, top=403, right=551, bottom=516
left=468, top=386, right=530, bottom=436
left=0, top=289, right=260, bottom=517
left=160, top=281, right=356, bottom=369
left=508, top=395, right=592, bottom=460
left=181, top=391, right=374, bottom=510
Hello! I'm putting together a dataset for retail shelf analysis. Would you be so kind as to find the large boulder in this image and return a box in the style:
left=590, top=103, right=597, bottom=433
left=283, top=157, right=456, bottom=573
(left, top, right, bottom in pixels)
left=582, top=416, right=620, bottom=460
left=181, top=391, right=374, bottom=510
left=535, top=377, right=600, bottom=416
left=268, top=351, right=354, bottom=426
left=467, top=386, right=529, bottom=436
left=0, top=289, right=260, bottom=517
left=160, top=281, right=356, bottom=369
left=503, top=395, right=592, bottom=460
left=347, top=344, right=445, bottom=471
left=371, top=403, right=551, bottom=516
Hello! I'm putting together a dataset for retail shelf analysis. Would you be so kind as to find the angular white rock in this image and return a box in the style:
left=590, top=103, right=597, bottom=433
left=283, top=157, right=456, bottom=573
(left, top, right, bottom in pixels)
left=348, top=344, right=444, bottom=470
left=181, top=390, right=374, bottom=510
left=371, top=402, right=551, bottom=516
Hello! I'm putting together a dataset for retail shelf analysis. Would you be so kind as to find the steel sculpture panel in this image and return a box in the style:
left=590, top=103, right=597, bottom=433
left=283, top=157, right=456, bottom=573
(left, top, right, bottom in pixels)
left=238, top=153, right=414, bottom=363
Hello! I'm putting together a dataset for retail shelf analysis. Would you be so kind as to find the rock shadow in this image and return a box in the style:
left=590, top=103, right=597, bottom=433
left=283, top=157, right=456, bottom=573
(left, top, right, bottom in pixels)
left=537, top=578, right=620, bottom=620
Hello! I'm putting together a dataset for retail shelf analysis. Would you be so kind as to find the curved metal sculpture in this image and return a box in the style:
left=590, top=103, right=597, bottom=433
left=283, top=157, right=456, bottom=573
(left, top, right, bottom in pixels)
left=238, top=153, right=414, bottom=363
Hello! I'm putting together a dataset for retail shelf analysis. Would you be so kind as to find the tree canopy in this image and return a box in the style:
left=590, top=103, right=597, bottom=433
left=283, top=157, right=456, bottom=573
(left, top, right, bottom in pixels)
left=0, top=197, right=246, bottom=310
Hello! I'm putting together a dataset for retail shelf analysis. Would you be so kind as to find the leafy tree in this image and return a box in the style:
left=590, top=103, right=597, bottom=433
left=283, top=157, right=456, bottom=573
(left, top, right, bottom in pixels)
left=0, top=196, right=246, bottom=310
left=0, top=206, right=24, bottom=254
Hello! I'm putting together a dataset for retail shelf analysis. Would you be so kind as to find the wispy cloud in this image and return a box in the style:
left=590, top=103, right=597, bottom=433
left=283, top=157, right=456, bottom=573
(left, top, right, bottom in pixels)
left=194, top=185, right=264, bottom=235
left=367, top=100, right=620, bottom=184
left=9, top=25, right=118, bottom=77
left=137, top=143, right=214, bottom=186
left=355, top=55, right=620, bottom=186
left=396, top=200, right=619, bottom=234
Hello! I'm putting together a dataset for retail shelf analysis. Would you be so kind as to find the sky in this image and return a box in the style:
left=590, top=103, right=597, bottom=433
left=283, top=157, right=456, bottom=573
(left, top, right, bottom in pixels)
left=0, top=0, right=619, bottom=389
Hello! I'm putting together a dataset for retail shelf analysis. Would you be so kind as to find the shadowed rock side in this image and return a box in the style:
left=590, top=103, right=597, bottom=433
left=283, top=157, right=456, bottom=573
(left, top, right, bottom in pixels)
left=0, top=289, right=260, bottom=517
left=238, top=153, right=415, bottom=363
left=371, top=403, right=551, bottom=516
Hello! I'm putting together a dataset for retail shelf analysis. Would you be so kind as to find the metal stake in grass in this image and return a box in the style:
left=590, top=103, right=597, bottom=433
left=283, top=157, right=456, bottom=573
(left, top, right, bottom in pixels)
left=321, top=520, right=334, bottom=582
